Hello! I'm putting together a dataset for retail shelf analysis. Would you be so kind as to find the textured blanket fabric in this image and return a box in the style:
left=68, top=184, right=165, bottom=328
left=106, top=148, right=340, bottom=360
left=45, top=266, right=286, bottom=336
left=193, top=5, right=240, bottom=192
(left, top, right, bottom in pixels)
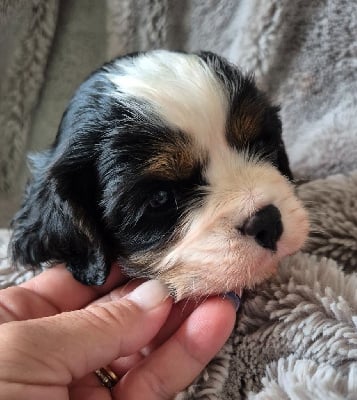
left=0, top=0, right=59, bottom=192
left=1, top=172, right=356, bottom=399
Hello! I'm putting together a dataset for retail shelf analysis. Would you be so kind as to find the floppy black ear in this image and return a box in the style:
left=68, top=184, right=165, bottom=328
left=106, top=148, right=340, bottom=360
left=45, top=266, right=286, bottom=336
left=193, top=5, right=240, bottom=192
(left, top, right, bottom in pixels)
left=263, top=105, right=294, bottom=181
left=10, top=145, right=112, bottom=285
left=276, top=140, right=294, bottom=181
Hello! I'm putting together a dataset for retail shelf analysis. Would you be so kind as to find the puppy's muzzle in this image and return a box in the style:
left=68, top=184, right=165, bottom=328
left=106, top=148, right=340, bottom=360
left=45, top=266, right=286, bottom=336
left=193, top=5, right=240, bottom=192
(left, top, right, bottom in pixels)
left=240, top=204, right=283, bottom=252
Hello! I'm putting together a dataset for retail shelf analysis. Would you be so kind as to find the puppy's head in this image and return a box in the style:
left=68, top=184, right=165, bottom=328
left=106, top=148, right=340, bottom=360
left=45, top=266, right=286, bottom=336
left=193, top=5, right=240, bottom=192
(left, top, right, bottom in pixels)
left=10, top=51, right=308, bottom=300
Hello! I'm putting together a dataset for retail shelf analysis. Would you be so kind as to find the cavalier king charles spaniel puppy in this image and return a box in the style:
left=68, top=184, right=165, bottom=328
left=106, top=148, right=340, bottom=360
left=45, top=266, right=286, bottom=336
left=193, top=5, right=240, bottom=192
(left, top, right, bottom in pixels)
left=10, top=50, right=309, bottom=300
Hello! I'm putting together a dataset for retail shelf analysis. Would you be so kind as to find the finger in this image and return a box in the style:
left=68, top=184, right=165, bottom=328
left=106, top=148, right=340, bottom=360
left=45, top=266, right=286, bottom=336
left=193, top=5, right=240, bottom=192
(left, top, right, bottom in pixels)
left=90, top=279, right=145, bottom=305
left=145, top=299, right=199, bottom=352
left=109, top=301, right=196, bottom=378
left=116, top=296, right=237, bottom=400
left=112, top=353, right=145, bottom=377
left=0, top=280, right=172, bottom=388
left=22, top=262, right=125, bottom=309
left=0, top=263, right=125, bottom=322
left=93, top=284, right=197, bottom=351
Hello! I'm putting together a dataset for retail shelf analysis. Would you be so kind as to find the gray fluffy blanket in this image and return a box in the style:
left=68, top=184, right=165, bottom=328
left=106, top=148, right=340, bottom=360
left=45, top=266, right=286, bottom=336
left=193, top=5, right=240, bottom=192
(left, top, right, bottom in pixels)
left=1, top=171, right=357, bottom=399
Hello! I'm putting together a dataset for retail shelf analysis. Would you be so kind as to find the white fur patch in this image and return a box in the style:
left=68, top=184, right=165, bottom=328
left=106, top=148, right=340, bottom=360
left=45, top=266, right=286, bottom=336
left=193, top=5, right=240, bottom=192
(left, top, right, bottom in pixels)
left=107, top=50, right=228, bottom=154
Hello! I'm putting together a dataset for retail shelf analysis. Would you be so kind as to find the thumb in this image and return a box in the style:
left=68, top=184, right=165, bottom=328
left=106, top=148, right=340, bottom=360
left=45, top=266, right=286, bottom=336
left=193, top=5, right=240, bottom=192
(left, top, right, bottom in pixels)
left=0, top=280, right=172, bottom=386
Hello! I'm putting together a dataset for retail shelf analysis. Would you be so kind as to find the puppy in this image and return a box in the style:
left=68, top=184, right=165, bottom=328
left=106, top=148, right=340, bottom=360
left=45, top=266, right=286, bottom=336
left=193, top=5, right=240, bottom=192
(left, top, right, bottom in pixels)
left=10, top=50, right=309, bottom=300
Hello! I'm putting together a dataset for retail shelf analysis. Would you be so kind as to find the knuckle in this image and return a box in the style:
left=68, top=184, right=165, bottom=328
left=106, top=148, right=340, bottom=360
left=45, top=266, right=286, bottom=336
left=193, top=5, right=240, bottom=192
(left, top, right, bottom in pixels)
left=82, top=300, right=141, bottom=331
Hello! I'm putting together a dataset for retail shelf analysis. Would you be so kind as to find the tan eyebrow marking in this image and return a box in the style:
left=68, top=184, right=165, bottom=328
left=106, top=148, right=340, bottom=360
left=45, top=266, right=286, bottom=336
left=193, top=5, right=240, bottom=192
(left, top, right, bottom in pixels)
left=145, top=137, right=198, bottom=180
left=227, top=98, right=265, bottom=146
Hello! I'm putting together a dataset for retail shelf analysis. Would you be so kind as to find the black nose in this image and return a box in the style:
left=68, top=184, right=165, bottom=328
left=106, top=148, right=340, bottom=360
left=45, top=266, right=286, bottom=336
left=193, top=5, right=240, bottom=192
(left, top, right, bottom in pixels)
left=240, top=205, right=283, bottom=251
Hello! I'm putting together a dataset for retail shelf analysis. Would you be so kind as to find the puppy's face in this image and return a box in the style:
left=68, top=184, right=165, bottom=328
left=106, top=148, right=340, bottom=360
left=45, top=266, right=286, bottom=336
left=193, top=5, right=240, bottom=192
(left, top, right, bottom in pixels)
left=11, top=51, right=309, bottom=300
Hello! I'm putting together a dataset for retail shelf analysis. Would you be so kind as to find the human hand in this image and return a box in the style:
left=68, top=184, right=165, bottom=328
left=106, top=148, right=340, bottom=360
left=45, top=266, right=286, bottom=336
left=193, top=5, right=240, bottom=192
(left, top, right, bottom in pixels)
left=0, top=264, right=238, bottom=400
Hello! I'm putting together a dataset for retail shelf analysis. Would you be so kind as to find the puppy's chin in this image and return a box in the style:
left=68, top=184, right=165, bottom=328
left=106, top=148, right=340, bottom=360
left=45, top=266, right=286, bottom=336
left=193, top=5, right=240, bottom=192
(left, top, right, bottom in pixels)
left=156, top=237, right=302, bottom=301
left=158, top=247, right=280, bottom=301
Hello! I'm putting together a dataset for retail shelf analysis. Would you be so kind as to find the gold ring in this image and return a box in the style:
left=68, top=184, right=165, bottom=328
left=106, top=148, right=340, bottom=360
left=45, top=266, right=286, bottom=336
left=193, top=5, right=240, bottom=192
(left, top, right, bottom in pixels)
left=95, top=367, right=119, bottom=389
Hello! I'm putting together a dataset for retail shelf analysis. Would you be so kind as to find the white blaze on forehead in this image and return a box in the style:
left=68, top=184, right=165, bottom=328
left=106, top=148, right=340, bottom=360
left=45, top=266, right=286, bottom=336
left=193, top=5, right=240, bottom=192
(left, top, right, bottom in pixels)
left=107, top=50, right=229, bottom=152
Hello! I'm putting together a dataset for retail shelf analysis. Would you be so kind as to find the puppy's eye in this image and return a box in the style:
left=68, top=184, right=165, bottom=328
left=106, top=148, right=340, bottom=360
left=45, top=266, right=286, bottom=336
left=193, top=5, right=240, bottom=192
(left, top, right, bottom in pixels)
left=148, top=189, right=176, bottom=211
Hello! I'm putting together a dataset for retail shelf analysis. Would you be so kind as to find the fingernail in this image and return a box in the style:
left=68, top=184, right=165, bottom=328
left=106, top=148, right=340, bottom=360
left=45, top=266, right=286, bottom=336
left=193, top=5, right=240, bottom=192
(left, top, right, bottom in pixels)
left=125, top=280, right=170, bottom=311
left=223, top=291, right=242, bottom=312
